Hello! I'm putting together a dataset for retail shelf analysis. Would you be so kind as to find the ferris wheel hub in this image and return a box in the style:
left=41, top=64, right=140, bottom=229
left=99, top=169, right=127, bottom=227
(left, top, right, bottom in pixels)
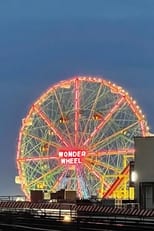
left=58, top=148, right=87, bottom=165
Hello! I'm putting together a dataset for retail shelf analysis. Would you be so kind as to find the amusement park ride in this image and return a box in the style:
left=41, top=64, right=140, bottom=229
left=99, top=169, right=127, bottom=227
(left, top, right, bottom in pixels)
left=16, top=76, right=150, bottom=201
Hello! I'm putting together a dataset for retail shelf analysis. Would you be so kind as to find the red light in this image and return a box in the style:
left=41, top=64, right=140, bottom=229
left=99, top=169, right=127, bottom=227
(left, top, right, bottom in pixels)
left=58, top=149, right=86, bottom=165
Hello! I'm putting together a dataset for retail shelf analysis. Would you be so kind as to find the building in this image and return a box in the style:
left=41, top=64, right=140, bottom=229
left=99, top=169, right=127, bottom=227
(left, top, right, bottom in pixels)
left=134, top=136, right=154, bottom=209
left=50, top=189, right=77, bottom=202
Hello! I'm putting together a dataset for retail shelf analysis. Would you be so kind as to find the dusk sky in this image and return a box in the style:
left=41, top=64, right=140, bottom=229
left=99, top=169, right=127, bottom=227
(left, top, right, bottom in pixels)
left=0, top=0, right=154, bottom=195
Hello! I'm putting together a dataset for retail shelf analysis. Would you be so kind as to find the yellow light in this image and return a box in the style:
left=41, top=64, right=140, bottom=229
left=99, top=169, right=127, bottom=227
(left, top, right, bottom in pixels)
left=15, top=176, right=21, bottom=184
left=63, top=215, right=71, bottom=222
left=60, top=83, right=71, bottom=89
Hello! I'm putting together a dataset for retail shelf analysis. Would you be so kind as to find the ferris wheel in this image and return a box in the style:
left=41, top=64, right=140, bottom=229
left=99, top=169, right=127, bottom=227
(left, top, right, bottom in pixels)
left=16, top=76, right=149, bottom=199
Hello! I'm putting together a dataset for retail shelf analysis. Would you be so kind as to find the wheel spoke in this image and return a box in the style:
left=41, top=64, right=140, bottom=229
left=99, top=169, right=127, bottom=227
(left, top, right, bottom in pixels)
left=76, top=166, right=84, bottom=198
left=17, top=155, right=58, bottom=162
left=79, top=82, right=103, bottom=146
left=33, top=104, right=69, bottom=147
left=26, top=165, right=63, bottom=187
left=74, top=78, right=80, bottom=146
left=86, top=157, right=121, bottom=173
left=83, top=96, right=125, bottom=146
left=90, top=121, right=139, bottom=151
left=51, top=168, right=68, bottom=192
left=87, top=148, right=135, bottom=157
left=83, top=161, right=102, bottom=181
left=24, top=132, right=61, bottom=149
left=54, top=89, right=74, bottom=146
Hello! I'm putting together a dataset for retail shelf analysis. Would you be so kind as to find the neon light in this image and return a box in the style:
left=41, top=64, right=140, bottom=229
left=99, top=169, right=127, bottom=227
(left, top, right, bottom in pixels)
left=58, top=149, right=86, bottom=165
left=17, top=155, right=58, bottom=162
left=87, top=148, right=135, bottom=157
left=74, top=78, right=80, bottom=146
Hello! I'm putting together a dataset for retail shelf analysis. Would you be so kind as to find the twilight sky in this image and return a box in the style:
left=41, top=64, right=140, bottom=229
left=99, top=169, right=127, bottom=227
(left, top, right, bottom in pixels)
left=0, top=0, right=154, bottom=195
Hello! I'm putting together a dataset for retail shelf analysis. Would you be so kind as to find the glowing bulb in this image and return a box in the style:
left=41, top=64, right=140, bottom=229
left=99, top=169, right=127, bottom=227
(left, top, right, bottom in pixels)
left=131, top=171, right=138, bottom=182
left=63, top=215, right=71, bottom=222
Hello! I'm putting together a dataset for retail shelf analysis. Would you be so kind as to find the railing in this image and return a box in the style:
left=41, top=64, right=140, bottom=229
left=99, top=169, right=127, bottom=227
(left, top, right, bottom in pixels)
left=0, top=200, right=154, bottom=219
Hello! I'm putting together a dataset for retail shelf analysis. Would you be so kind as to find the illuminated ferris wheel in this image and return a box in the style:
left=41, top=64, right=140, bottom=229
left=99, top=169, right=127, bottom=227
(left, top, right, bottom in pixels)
left=16, top=76, right=149, bottom=199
